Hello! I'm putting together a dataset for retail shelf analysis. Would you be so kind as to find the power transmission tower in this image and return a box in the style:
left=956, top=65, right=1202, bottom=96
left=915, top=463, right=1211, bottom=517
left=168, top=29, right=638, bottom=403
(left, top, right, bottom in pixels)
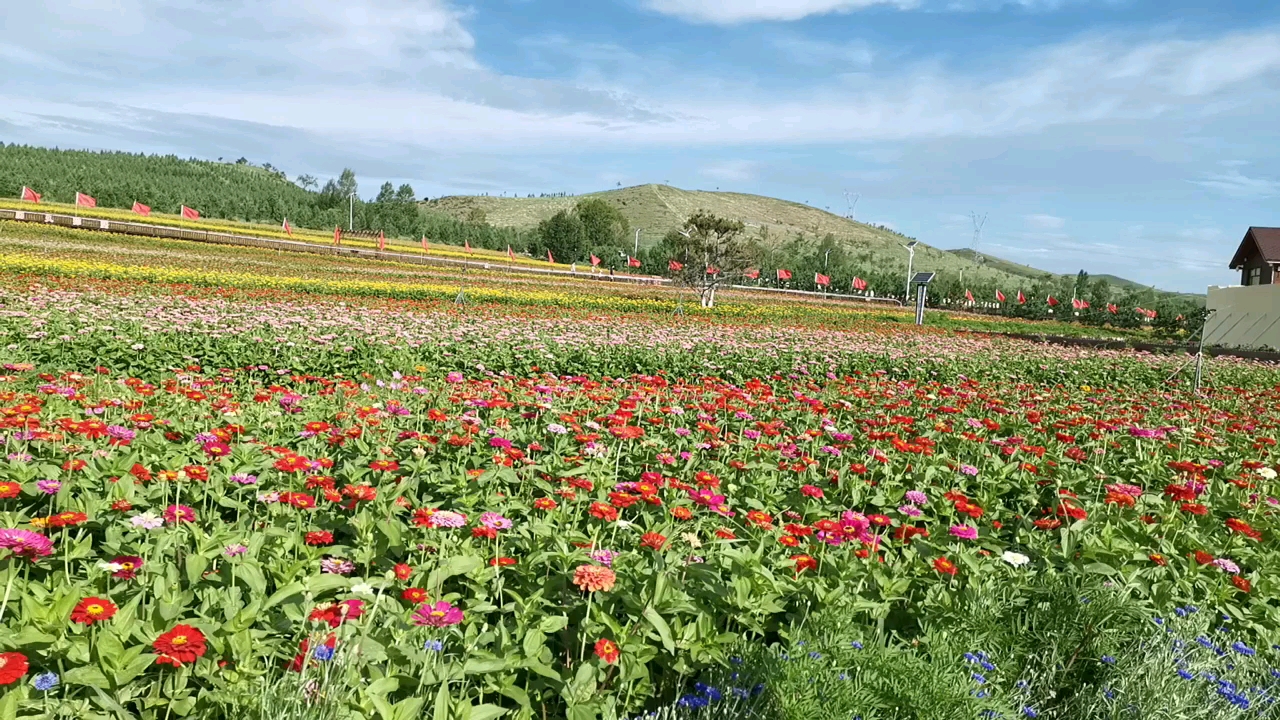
left=844, top=191, right=861, bottom=220
left=970, top=212, right=987, bottom=262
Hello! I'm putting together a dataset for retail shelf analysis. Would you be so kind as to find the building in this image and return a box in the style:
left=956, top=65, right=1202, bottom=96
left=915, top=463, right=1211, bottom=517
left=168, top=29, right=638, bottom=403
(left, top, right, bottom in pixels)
left=1206, top=227, right=1280, bottom=350
left=1228, top=227, right=1280, bottom=286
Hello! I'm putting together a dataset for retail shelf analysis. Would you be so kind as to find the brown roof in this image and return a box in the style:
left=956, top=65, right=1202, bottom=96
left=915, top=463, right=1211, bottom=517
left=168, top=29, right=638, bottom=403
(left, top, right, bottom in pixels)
left=1229, top=227, right=1280, bottom=268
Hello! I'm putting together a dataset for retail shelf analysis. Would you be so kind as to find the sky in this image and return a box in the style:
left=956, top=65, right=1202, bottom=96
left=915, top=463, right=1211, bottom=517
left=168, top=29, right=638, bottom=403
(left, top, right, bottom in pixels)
left=2, top=0, right=1279, bottom=292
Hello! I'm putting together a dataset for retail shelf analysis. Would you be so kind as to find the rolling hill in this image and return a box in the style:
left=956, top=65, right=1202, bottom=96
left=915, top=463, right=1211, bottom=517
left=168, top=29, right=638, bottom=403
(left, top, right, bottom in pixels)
left=426, top=184, right=1195, bottom=298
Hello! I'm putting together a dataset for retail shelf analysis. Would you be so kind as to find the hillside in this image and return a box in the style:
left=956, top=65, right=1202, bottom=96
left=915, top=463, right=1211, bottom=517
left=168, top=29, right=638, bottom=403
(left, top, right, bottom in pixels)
left=948, top=248, right=1204, bottom=302
left=427, top=184, right=1193, bottom=298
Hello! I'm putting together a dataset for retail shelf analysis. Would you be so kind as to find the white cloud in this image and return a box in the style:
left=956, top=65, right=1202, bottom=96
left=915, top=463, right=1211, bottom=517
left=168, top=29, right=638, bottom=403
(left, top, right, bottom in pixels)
left=1025, top=213, right=1066, bottom=229
left=701, top=160, right=761, bottom=182
left=768, top=35, right=876, bottom=67
left=642, top=0, right=916, bottom=25
left=1188, top=170, right=1280, bottom=199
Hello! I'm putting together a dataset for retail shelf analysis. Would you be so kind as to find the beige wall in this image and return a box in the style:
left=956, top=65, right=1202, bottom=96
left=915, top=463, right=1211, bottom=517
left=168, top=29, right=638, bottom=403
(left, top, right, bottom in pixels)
left=1205, top=284, right=1280, bottom=350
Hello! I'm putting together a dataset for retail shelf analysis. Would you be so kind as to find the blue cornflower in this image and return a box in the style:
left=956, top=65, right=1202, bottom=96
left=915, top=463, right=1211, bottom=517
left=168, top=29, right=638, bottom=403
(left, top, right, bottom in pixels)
left=694, top=682, right=709, bottom=694
left=1175, top=607, right=1188, bottom=618
left=1233, top=641, right=1256, bottom=657
left=312, top=644, right=335, bottom=661
left=32, top=672, right=59, bottom=691
left=780, top=652, right=791, bottom=661
left=730, top=656, right=743, bottom=665
left=1178, top=669, right=1195, bottom=680
left=1016, top=680, right=1029, bottom=690
left=678, top=694, right=709, bottom=709
left=1104, top=688, right=1116, bottom=700
left=964, top=652, right=980, bottom=663
left=704, top=686, right=722, bottom=702
left=731, top=687, right=749, bottom=700
left=1154, top=617, right=1164, bottom=625
left=1196, top=636, right=1214, bottom=648
left=1081, top=597, right=1091, bottom=604
left=972, top=673, right=987, bottom=684
left=851, top=641, right=863, bottom=650
left=1023, top=707, right=1039, bottom=718
left=424, top=639, right=444, bottom=652
left=809, top=651, right=822, bottom=660
left=1101, top=656, right=1116, bottom=665
left=752, top=683, right=765, bottom=696
left=1271, top=669, right=1280, bottom=679
left=981, top=661, right=997, bottom=672
left=838, top=673, right=849, bottom=681
left=1187, top=606, right=1199, bottom=613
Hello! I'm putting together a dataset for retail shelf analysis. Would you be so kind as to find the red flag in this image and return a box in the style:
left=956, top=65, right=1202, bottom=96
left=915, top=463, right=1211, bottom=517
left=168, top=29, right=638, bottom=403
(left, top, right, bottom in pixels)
left=132, top=201, right=151, bottom=216
left=378, top=231, right=386, bottom=251
left=1071, top=297, right=1082, bottom=310
left=20, top=186, right=40, bottom=203
left=1107, top=303, right=1118, bottom=314
left=422, top=236, right=429, bottom=253
left=776, top=268, right=792, bottom=281
left=334, top=227, right=342, bottom=246
left=852, top=276, right=867, bottom=291
left=590, top=254, right=601, bottom=267
left=1047, top=295, right=1059, bottom=307
left=1017, top=290, right=1026, bottom=304
left=995, top=289, right=1006, bottom=303
left=508, top=245, right=516, bottom=261
left=744, top=268, right=760, bottom=280
left=546, top=249, right=554, bottom=263
left=707, top=265, right=721, bottom=276
left=628, top=256, right=641, bottom=268
left=282, top=217, right=293, bottom=237
left=180, top=205, right=199, bottom=220
left=965, top=289, right=975, bottom=303
left=815, top=273, right=830, bottom=287
left=668, top=260, right=683, bottom=272
left=75, top=192, right=96, bottom=208
left=465, top=239, right=472, bottom=254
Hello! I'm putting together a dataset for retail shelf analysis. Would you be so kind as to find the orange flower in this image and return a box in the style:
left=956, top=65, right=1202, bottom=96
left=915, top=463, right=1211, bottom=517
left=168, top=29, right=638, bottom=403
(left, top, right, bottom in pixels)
left=933, top=557, right=958, bottom=576
left=791, top=554, right=817, bottom=573
left=572, top=564, right=616, bottom=593
left=153, top=624, right=207, bottom=667
left=594, top=638, right=620, bottom=664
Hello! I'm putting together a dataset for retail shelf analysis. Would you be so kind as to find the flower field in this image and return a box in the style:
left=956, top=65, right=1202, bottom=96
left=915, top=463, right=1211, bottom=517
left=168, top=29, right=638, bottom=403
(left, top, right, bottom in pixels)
left=0, top=259, right=1278, bottom=720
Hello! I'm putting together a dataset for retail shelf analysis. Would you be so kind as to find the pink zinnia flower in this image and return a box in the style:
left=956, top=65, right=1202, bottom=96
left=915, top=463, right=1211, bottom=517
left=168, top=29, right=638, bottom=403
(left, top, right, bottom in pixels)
left=949, top=525, right=978, bottom=540
left=898, top=504, right=922, bottom=518
left=163, top=505, right=196, bottom=524
left=905, top=490, right=928, bottom=505
left=479, top=512, right=512, bottom=530
left=0, top=528, right=54, bottom=560
left=413, top=601, right=464, bottom=627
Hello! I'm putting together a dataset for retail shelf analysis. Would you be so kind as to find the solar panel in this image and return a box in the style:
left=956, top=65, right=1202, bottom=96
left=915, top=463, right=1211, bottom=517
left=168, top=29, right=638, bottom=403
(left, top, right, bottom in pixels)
left=911, top=272, right=936, bottom=284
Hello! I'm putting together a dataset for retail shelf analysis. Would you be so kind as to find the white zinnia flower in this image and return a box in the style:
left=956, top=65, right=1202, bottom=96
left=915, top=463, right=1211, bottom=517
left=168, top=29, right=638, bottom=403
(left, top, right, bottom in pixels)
left=1002, top=551, right=1030, bottom=567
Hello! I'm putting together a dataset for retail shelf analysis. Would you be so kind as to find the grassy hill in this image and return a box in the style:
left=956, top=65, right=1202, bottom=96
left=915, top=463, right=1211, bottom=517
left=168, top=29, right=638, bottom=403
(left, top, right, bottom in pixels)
left=948, top=249, right=1203, bottom=302
left=428, top=184, right=1195, bottom=298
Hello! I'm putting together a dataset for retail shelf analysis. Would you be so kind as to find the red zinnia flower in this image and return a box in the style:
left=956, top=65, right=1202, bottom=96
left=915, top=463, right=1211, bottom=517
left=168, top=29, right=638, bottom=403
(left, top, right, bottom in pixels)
left=0, top=481, right=19, bottom=499
left=933, top=557, right=958, bottom=576
left=401, top=588, right=429, bottom=604
left=153, top=624, right=207, bottom=666
left=1232, top=575, right=1251, bottom=593
left=533, top=497, right=558, bottom=511
left=1149, top=553, right=1167, bottom=566
left=594, top=638, right=620, bottom=664
left=164, top=504, right=196, bottom=524
left=369, top=459, right=400, bottom=472
left=305, top=531, right=334, bottom=546
left=670, top=506, right=693, bottom=520
left=490, top=557, right=517, bottom=566
left=0, top=652, right=28, bottom=685
left=791, top=554, right=818, bottom=573
left=1226, top=518, right=1262, bottom=541
left=589, top=503, right=619, bottom=522
left=71, top=597, right=118, bottom=625
left=1193, top=550, right=1214, bottom=565
left=640, top=532, right=667, bottom=550
left=393, top=563, right=413, bottom=581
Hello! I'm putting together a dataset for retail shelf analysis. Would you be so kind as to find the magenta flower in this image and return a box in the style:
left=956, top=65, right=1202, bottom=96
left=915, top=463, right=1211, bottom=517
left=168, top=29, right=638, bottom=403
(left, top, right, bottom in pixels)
left=163, top=504, right=196, bottom=524
left=959, top=465, right=979, bottom=476
left=905, top=490, right=928, bottom=505
left=949, top=525, right=979, bottom=541
left=0, top=528, right=54, bottom=560
left=478, top=512, right=512, bottom=530
left=36, top=480, right=61, bottom=495
left=413, top=601, right=464, bottom=628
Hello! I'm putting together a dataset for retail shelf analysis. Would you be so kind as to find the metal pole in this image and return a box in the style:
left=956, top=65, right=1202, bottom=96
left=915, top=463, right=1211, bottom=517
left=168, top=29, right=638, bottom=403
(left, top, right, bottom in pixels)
left=915, top=284, right=926, bottom=325
left=904, top=247, right=914, bottom=298
left=825, top=249, right=830, bottom=269
left=634, top=228, right=641, bottom=256
left=348, top=193, right=355, bottom=231
left=1193, top=310, right=1214, bottom=394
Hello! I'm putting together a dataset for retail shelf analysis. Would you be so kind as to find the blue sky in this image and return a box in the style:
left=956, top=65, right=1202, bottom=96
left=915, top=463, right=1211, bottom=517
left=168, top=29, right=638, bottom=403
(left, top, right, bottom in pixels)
left=3, top=0, right=1279, bottom=292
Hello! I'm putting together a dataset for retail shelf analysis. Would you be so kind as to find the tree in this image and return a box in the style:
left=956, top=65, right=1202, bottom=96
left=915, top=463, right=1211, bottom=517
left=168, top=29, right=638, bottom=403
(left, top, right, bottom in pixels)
left=466, top=207, right=488, bottom=225
left=296, top=174, right=318, bottom=191
left=375, top=182, right=396, bottom=204
left=394, top=183, right=416, bottom=203
left=575, top=198, right=629, bottom=253
left=533, top=210, right=586, bottom=263
left=663, top=211, right=752, bottom=308
left=336, top=169, right=358, bottom=199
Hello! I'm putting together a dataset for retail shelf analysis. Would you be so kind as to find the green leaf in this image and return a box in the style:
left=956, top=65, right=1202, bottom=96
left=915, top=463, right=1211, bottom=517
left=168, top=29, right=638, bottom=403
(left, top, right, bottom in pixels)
left=307, top=574, right=351, bottom=596
left=237, top=563, right=268, bottom=596
left=463, top=658, right=507, bottom=675
left=0, top=684, right=24, bottom=720
left=95, top=629, right=126, bottom=673
left=433, top=683, right=452, bottom=720
left=464, top=703, right=509, bottom=720
left=263, top=581, right=305, bottom=609
left=428, top=555, right=483, bottom=588
left=184, top=554, right=209, bottom=586
left=538, top=616, right=568, bottom=634
left=643, top=606, right=676, bottom=653
left=64, top=665, right=112, bottom=689
left=521, top=629, right=546, bottom=659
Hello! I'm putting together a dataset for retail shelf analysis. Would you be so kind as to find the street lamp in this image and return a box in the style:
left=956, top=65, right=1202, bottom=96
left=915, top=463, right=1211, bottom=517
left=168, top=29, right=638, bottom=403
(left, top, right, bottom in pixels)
left=824, top=249, right=831, bottom=269
left=902, top=241, right=918, bottom=297
left=348, top=192, right=358, bottom=232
